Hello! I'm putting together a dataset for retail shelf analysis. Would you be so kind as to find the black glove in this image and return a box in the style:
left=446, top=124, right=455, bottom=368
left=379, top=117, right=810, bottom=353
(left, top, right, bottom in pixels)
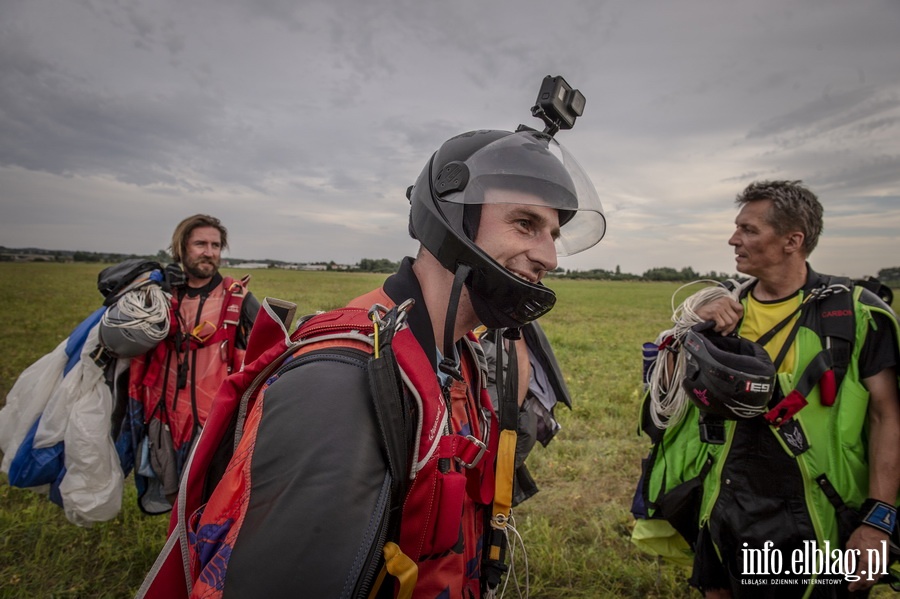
left=163, top=263, right=187, bottom=292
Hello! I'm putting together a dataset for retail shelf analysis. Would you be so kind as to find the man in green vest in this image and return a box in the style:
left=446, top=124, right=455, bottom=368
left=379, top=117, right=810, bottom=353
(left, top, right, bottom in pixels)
left=636, top=180, right=900, bottom=598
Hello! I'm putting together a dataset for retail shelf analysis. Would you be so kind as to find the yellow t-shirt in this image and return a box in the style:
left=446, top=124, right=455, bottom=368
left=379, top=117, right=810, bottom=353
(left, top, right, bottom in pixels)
left=739, top=293, right=802, bottom=374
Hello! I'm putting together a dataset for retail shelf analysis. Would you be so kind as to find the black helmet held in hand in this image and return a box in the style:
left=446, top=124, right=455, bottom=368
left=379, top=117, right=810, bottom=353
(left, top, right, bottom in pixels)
left=408, top=128, right=606, bottom=329
left=681, top=322, right=776, bottom=420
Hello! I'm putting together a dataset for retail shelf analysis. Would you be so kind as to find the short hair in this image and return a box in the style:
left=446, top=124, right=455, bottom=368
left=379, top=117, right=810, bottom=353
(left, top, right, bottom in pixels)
left=170, top=214, right=228, bottom=262
left=735, top=180, right=823, bottom=255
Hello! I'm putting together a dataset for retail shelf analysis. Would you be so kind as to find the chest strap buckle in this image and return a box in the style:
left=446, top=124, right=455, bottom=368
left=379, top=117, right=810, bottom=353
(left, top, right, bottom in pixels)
left=455, top=435, right=487, bottom=469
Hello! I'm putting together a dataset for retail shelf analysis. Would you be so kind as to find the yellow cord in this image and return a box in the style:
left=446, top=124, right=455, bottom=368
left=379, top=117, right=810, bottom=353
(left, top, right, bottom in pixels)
left=372, top=313, right=380, bottom=359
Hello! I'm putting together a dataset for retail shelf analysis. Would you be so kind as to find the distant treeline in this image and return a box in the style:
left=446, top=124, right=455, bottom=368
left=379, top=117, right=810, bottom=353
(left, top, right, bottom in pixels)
left=2, top=247, right=897, bottom=284
left=356, top=258, right=401, bottom=273
left=0, top=246, right=397, bottom=273
left=876, top=267, right=900, bottom=286
left=0, top=246, right=171, bottom=265
left=557, top=266, right=727, bottom=282
left=557, top=265, right=900, bottom=285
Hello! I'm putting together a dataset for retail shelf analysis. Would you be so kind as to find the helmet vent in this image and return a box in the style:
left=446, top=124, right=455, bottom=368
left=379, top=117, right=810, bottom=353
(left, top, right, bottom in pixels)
left=434, top=162, right=469, bottom=197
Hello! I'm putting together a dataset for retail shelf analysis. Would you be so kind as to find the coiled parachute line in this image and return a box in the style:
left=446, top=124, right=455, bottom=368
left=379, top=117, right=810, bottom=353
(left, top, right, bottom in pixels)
left=101, top=282, right=171, bottom=343
left=646, top=278, right=754, bottom=430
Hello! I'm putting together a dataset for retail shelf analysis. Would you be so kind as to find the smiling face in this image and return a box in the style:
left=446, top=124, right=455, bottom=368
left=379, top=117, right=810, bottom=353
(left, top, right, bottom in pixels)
left=472, top=188, right=560, bottom=284
left=182, top=226, right=222, bottom=286
left=728, top=199, right=798, bottom=278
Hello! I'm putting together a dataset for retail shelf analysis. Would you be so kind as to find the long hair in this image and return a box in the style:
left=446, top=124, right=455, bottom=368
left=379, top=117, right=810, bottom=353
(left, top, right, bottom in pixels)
left=169, top=214, right=229, bottom=262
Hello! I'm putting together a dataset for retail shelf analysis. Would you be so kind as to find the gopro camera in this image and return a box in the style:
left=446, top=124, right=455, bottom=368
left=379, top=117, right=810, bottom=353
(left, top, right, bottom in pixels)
left=531, top=75, right=586, bottom=136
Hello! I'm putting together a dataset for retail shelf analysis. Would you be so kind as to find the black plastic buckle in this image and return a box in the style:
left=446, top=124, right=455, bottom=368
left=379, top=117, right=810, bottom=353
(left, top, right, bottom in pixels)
left=90, top=344, right=113, bottom=369
left=699, top=416, right=726, bottom=445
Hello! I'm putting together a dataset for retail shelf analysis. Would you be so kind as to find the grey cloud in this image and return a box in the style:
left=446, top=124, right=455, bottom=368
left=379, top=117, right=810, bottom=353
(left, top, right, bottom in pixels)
left=2, top=0, right=899, bottom=279
left=0, top=57, right=222, bottom=186
left=721, top=171, right=780, bottom=185
left=827, top=195, right=900, bottom=215
left=813, top=155, right=900, bottom=193
left=850, top=116, right=900, bottom=136
left=747, top=87, right=898, bottom=141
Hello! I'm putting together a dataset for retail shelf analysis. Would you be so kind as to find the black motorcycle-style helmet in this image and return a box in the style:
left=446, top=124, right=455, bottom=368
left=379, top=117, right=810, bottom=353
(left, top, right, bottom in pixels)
left=681, top=322, right=776, bottom=420
left=408, top=128, right=606, bottom=329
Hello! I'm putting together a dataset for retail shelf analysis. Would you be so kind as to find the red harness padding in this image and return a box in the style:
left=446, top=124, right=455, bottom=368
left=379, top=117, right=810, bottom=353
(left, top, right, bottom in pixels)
left=172, top=275, right=250, bottom=355
left=137, top=297, right=499, bottom=599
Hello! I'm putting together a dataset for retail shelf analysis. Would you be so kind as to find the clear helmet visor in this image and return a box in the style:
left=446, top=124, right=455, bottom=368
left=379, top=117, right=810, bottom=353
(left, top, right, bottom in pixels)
left=434, top=130, right=606, bottom=256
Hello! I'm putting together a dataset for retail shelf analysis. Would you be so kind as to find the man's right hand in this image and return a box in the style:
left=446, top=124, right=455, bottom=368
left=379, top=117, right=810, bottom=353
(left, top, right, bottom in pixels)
left=695, top=297, right=744, bottom=335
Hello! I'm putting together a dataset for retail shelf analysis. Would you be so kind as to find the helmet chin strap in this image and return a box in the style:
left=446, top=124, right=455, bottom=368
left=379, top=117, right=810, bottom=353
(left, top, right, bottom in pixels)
left=438, top=264, right=471, bottom=381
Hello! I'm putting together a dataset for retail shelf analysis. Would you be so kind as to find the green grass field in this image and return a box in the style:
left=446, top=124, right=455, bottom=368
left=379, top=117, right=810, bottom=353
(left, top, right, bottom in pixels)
left=0, top=263, right=894, bottom=598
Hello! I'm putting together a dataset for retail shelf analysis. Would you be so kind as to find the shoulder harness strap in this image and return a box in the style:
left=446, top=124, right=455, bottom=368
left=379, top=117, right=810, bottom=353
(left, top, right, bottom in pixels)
left=173, top=276, right=251, bottom=363
left=810, top=276, right=855, bottom=398
left=764, top=276, right=855, bottom=427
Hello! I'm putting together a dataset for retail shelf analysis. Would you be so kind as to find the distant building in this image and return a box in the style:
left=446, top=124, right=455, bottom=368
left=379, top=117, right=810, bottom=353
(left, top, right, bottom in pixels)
left=279, top=263, right=353, bottom=271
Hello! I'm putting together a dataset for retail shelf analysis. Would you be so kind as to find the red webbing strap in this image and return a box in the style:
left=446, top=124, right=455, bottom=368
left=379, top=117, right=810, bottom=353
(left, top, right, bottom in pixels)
left=457, top=343, right=497, bottom=505
left=220, top=276, right=249, bottom=326
left=390, top=327, right=446, bottom=466
left=200, top=276, right=244, bottom=336
left=764, top=349, right=832, bottom=427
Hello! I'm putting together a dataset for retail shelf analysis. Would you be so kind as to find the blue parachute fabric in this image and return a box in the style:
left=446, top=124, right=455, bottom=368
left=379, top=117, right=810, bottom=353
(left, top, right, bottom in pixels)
left=115, top=406, right=138, bottom=477
left=631, top=472, right=649, bottom=519
left=8, top=417, right=65, bottom=488
left=115, top=426, right=135, bottom=475
left=64, top=307, right=105, bottom=376
left=116, top=396, right=146, bottom=479
left=49, top=467, right=67, bottom=507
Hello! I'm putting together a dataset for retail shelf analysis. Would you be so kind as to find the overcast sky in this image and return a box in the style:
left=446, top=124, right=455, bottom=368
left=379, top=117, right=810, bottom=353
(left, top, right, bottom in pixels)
left=1, top=0, right=898, bottom=278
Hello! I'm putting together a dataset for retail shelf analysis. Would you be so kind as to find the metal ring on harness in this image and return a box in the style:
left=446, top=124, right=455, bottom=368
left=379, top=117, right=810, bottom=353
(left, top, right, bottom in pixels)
left=367, top=303, right=391, bottom=329
left=367, top=299, right=415, bottom=332
left=491, top=513, right=510, bottom=529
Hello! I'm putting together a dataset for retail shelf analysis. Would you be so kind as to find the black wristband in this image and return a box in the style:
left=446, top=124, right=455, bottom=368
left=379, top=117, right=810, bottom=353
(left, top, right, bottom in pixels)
left=860, top=498, right=897, bottom=535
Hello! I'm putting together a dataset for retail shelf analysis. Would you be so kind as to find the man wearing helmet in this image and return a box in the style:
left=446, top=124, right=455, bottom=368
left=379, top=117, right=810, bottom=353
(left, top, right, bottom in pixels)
left=189, top=128, right=605, bottom=598
left=638, top=181, right=900, bottom=598
left=128, top=214, right=260, bottom=513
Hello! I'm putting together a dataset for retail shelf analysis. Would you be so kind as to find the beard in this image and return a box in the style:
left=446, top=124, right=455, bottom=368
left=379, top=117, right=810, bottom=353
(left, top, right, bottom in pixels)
left=183, top=257, right=219, bottom=280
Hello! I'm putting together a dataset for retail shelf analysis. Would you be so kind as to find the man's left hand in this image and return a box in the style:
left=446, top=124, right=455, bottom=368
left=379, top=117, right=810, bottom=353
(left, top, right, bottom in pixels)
left=845, top=524, right=890, bottom=592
